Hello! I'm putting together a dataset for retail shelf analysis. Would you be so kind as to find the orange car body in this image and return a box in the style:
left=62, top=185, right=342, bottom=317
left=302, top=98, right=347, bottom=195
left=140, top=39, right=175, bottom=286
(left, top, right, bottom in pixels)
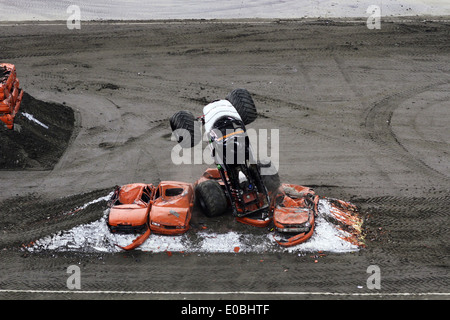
left=107, top=181, right=194, bottom=249
left=149, top=181, right=195, bottom=235
left=108, top=183, right=154, bottom=233
left=0, top=63, right=23, bottom=129
left=272, top=184, right=319, bottom=247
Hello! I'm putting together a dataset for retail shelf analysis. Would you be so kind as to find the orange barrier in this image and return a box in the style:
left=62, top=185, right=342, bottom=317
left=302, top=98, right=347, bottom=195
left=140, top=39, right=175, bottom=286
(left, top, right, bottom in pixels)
left=0, top=63, right=23, bottom=129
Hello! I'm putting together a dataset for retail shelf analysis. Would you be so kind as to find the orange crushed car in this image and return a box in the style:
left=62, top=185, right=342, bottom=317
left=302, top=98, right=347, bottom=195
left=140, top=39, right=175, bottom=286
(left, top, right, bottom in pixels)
left=272, top=184, right=319, bottom=247
left=108, top=183, right=153, bottom=234
left=107, top=181, right=194, bottom=250
left=0, top=63, right=23, bottom=129
left=149, top=181, right=195, bottom=235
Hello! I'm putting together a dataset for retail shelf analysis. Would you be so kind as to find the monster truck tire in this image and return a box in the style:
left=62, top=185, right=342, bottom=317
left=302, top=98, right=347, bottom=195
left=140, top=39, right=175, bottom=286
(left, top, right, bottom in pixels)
left=169, top=110, right=200, bottom=148
left=226, top=88, right=257, bottom=125
left=196, top=179, right=228, bottom=217
left=258, top=159, right=281, bottom=194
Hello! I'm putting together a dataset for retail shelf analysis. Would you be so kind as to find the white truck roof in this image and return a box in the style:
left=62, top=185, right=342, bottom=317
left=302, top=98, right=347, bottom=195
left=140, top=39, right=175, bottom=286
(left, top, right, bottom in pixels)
left=203, top=99, right=242, bottom=133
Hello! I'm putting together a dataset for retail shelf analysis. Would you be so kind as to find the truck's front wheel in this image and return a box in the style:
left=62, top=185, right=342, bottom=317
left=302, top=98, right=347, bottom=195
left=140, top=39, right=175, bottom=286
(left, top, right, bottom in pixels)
left=196, top=179, right=228, bottom=217
left=226, top=88, right=257, bottom=125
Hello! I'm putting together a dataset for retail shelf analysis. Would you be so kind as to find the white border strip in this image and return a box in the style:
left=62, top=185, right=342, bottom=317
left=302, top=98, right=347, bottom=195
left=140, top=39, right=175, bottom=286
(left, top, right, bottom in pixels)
left=0, top=289, right=448, bottom=296
left=0, top=18, right=449, bottom=27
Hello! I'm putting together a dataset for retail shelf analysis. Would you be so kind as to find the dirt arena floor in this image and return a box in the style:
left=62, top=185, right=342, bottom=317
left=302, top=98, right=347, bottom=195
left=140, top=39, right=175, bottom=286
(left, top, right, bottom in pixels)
left=0, top=17, right=449, bottom=303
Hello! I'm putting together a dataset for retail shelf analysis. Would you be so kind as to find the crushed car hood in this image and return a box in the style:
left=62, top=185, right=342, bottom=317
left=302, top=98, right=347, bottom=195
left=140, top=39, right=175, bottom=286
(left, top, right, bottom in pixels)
left=150, top=206, right=189, bottom=226
left=108, top=204, right=149, bottom=226
left=274, top=207, right=311, bottom=225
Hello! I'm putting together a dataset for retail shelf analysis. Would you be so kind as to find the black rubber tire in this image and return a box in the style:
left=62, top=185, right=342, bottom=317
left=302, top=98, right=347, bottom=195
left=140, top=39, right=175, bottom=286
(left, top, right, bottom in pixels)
left=225, top=88, right=257, bottom=125
left=195, top=179, right=228, bottom=217
left=169, top=110, right=201, bottom=148
left=258, top=159, right=281, bottom=194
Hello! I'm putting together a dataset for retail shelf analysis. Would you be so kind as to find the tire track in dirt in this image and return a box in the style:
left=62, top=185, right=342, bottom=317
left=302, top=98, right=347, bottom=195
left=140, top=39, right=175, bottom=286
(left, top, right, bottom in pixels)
left=363, top=81, right=450, bottom=183
left=392, top=86, right=450, bottom=179
left=361, top=83, right=449, bottom=274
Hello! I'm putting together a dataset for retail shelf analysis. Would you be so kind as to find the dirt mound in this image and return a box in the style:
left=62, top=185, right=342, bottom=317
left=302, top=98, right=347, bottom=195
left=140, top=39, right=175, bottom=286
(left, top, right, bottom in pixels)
left=0, top=188, right=112, bottom=249
left=0, top=92, right=75, bottom=170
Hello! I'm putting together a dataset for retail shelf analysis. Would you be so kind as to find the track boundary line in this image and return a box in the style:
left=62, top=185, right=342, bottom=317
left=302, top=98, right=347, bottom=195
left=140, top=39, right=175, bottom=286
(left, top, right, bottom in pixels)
left=0, top=289, right=449, bottom=296
left=0, top=18, right=449, bottom=27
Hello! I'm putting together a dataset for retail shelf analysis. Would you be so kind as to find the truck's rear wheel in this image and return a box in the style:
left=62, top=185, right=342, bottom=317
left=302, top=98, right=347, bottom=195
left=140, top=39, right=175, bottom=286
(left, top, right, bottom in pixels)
left=196, top=179, right=227, bottom=217
left=169, top=110, right=201, bottom=148
left=226, top=88, right=257, bottom=125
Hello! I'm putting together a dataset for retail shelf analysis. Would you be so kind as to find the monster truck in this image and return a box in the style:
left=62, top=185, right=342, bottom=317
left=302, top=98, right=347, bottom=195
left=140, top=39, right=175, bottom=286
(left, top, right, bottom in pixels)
left=170, top=89, right=279, bottom=227
left=169, top=89, right=318, bottom=246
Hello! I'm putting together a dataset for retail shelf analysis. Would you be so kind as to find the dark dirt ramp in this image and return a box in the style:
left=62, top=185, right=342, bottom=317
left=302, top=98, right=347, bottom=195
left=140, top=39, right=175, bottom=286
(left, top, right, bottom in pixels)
left=0, top=92, right=75, bottom=170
